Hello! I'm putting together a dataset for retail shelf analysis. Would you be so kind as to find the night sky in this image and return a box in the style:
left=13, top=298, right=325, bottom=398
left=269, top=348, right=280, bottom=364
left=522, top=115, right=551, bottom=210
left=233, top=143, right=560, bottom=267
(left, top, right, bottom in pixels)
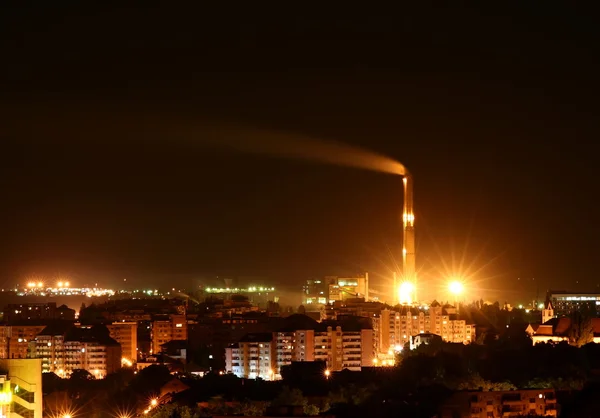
left=1, top=4, right=599, bottom=303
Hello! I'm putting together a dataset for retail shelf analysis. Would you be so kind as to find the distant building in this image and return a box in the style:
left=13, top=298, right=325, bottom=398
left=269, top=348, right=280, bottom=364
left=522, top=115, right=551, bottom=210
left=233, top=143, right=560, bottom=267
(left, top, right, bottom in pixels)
left=0, top=358, right=43, bottom=418
left=151, top=314, right=187, bottom=354
left=107, top=321, right=137, bottom=363
left=325, top=275, right=369, bottom=303
left=3, top=303, right=57, bottom=323
left=526, top=317, right=600, bottom=344
left=547, top=290, right=600, bottom=317
left=439, top=389, right=558, bottom=417
left=409, top=332, right=443, bottom=350
left=302, top=279, right=328, bottom=306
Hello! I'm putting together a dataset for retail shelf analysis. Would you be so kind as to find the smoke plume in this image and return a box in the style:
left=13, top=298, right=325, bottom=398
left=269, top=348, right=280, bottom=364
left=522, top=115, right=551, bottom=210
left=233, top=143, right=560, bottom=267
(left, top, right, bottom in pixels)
left=3, top=102, right=406, bottom=176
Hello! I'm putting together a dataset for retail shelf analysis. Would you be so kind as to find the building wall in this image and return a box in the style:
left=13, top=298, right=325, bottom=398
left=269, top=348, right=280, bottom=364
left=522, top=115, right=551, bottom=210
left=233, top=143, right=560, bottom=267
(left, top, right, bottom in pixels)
left=107, top=322, right=137, bottom=362
left=0, top=358, right=43, bottom=418
left=152, top=315, right=187, bottom=354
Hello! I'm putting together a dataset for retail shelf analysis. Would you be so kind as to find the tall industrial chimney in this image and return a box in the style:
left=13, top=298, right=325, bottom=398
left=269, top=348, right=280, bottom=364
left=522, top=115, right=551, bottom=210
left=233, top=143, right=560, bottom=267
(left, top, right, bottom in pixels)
left=392, top=271, right=398, bottom=305
left=402, top=174, right=416, bottom=302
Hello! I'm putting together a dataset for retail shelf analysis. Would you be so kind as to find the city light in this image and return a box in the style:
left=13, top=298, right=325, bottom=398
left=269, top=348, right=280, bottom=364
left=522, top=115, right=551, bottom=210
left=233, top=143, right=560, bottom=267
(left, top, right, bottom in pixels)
left=324, top=369, right=331, bottom=379
left=121, top=358, right=133, bottom=367
left=448, top=280, right=464, bottom=296
left=398, top=281, right=415, bottom=305
left=150, top=399, right=158, bottom=407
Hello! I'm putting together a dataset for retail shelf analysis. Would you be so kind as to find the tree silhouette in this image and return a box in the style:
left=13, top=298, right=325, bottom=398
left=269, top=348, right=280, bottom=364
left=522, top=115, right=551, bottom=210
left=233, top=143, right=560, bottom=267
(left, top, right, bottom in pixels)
left=568, top=310, right=594, bottom=347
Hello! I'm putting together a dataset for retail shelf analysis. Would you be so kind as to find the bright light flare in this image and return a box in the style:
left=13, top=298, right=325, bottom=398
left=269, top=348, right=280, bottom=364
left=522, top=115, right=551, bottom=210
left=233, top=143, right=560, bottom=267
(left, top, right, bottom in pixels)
left=324, top=369, right=330, bottom=378
left=150, top=399, right=158, bottom=407
left=448, top=280, right=464, bottom=295
left=398, top=281, right=415, bottom=305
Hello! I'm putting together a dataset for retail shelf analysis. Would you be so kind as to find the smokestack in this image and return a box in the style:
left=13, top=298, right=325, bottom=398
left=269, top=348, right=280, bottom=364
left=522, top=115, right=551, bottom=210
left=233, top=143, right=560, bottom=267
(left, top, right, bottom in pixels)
left=402, top=174, right=416, bottom=302
left=393, top=271, right=398, bottom=305
left=365, top=272, right=369, bottom=302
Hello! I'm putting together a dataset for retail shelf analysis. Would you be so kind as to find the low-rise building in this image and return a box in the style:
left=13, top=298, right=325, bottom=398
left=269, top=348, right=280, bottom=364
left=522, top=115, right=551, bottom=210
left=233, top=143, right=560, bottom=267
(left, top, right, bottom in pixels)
left=439, top=389, right=558, bottom=417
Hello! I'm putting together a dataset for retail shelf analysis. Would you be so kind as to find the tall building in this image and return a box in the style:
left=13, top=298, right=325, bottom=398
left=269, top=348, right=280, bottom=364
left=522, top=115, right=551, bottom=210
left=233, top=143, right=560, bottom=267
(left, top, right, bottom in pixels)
left=0, top=325, right=46, bottom=359
left=151, top=314, right=187, bottom=354
left=32, top=324, right=121, bottom=378
left=0, top=358, right=43, bottom=418
left=107, top=321, right=138, bottom=363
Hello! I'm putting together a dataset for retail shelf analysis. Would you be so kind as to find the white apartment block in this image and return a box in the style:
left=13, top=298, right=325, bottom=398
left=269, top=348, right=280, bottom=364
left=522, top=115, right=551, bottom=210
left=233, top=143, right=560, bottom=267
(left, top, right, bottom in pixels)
left=225, top=333, right=275, bottom=380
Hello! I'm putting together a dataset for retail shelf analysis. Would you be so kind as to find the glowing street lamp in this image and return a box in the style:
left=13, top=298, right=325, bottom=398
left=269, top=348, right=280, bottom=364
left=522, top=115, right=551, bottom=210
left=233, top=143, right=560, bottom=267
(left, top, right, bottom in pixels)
left=150, top=399, right=158, bottom=407
left=324, top=369, right=331, bottom=379
left=448, top=280, right=464, bottom=296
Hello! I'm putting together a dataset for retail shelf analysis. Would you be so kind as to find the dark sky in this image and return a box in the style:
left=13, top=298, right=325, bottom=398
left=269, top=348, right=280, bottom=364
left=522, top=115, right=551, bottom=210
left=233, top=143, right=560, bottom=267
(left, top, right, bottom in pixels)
left=1, top=4, right=599, bottom=303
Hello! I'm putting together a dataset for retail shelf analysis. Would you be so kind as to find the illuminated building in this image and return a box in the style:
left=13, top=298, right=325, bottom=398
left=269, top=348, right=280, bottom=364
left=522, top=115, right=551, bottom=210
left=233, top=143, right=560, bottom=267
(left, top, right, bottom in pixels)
left=547, top=291, right=600, bottom=317
left=107, top=321, right=138, bottom=363
left=372, top=303, right=475, bottom=357
left=0, top=358, right=43, bottom=418
left=0, top=325, right=46, bottom=359
left=32, top=324, right=121, bottom=378
left=325, top=274, right=369, bottom=303
left=302, top=279, right=328, bottom=305
left=204, top=286, right=277, bottom=308
left=526, top=316, right=600, bottom=345
left=225, top=333, right=275, bottom=380
left=151, top=314, right=187, bottom=354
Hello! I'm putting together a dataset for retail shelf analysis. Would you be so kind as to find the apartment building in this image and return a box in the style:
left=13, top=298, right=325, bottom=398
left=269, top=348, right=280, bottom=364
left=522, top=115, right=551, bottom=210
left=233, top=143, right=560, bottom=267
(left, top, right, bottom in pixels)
left=225, top=315, right=374, bottom=378
left=373, top=303, right=475, bottom=357
left=151, top=314, right=187, bottom=354
left=107, top=321, right=137, bottom=363
left=32, top=324, right=121, bottom=378
left=225, top=333, right=275, bottom=380
left=0, top=325, right=46, bottom=359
